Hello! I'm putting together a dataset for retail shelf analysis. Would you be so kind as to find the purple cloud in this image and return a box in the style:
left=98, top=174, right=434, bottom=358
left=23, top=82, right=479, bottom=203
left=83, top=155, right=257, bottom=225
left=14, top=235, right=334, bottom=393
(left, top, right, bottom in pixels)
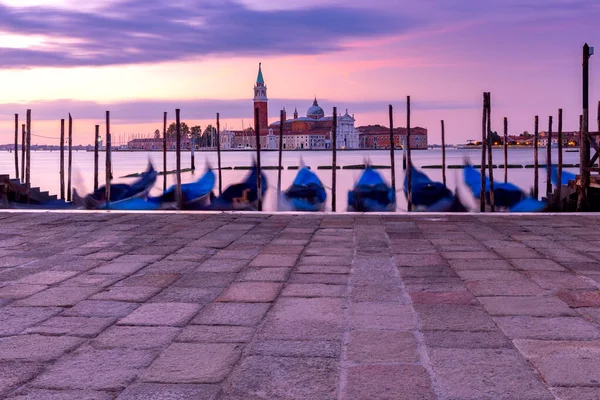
left=0, top=0, right=418, bottom=68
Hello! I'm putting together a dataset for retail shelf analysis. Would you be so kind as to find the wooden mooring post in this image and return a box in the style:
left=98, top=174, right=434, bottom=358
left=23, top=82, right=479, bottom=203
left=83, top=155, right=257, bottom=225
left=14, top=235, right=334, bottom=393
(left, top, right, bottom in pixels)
left=503, top=117, right=508, bottom=183
left=105, top=111, right=111, bottom=208
left=332, top=107, right=338, bottom=212
left=94, top=125, right=99, bottom=191
left=277, top=109, right=284, bottom=208
left=175, top=109, right=183, bottom=210
left=254, top=107, right=262, bottom=211
left=60, top=119, right=65, bottom=200
left=546, top=115, right=553, bottom=200
left=407, top=96, right=413, bottom=212
left=163, top=112, right=167, bottom=192
left=21, top=124, right=25, bottom=180
left=216, top=112, right=223, bottom=195
left=480, top=94, right=487, bottom=212
left=557, top=109, right=563, bottom=210
left=578, top=43, right=592, bottom=211
left=25, top=109, right=31, bottom=202
left=441, top=120, right=446, bottom=186
left=14, top=114, right=18, bottom=180
left=67, top=114, right=73, bottom=202
left=486, top=93, right=495, bottom=212
left=389, top=105, right=396, bottom=192
left=534, top=116, right=539, bottom=199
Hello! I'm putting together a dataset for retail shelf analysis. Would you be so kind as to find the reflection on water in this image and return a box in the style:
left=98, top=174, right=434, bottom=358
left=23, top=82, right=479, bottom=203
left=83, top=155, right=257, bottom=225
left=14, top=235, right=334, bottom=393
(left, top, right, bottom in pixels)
left=0, top=148, right=580, bottom=211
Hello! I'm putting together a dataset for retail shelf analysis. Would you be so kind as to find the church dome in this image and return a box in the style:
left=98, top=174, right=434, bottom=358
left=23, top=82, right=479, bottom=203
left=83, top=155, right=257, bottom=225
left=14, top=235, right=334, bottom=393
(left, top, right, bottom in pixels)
left=307, top=98, right=325, bottom=119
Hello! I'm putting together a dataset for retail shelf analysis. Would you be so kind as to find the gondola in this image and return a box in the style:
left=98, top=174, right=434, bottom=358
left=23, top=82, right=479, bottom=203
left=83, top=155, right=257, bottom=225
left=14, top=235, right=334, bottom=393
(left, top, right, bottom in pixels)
left=282, top=165, right=326, bottom=211
left=73, top=162, right=158, bottom=209
left=109, top=166, right=216, bottom=211
left=347, top=166, right=396, bottom=212
left=404, top=166, right=465, bottom=212
left=549, top=165, right=577, bottom=186
left=463, top=163, right=546, bottom=212
left=210, top=163, right=267, bottom=210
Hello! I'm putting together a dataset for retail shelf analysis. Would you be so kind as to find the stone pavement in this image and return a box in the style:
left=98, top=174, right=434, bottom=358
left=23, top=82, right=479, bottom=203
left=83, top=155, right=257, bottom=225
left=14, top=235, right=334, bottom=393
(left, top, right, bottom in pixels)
left=1, top=212, right=600, bottom=399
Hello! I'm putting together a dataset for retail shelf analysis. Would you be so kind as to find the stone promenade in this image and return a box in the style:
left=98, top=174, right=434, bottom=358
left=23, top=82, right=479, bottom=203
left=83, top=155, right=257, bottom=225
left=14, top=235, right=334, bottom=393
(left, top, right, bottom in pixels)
left=1, top=212, right=600, bottom=399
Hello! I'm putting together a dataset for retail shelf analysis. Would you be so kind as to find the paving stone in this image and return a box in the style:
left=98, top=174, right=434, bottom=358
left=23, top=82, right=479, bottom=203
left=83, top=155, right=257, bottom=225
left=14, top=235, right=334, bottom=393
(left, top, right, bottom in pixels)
left=115, top=273, right=179, bottom=288
left=442, top=251, right=500, bottom=260
left=92, top=326, right=180, bottom=349
left=217, top=282, right=282, bottom=303
left=509, top=258, right=567, bottom=271
left=224, top=356, right=337, bottom=400
left=0, top=334, right=83, bottom=362
left=557, top=290, right=600, bottom=307
left=60, top=273, right=123, bottom=288
left=467, top=279, right=545, bottom=296
left=142, top=343, right=241, bottom=383
left=347, top=331, right=418, bottom=363
left=404, top=277, right=467, bottom=293
left=288, top=273, right=348, bottom=285
left=409, top=291, right=478, bottom=305
left=579, top=307, right=600, bottom=323
left=118, top=303, right=201, bottom=326
left=479, top=295, right=577, bottom=316
left=494, top=247, right=542, bottom=258
left=281, top=283, right=346, bottom=297
left=561, top=262, right=600, bottom=274
left=25, top=316, right=117, bottom=338
left=116, top=383, right=220, bottom=400
left=0, top=284, right=48, bottom=299
left=494, top=316, right=600, bottom=340
left=342, top=365, right=435, bottom=400
left=0, top=307, right=62, bottom=336
left=238, top=267, right=290, bottom=282
left=195, top=258, right=250, bottom=273
left=550, top=387, right=600, bottom=400
left=245, top=340, right=340, bottom=358
left=176, top=325, right=254, bottom=343
left=62, top=300, right=140, bottom=317
left=396, top=254, right=448, bottom=267
left=5, top=389, right=113, bottom=400
left=193, top=302, right=270, bottom=326
left=213, top=249, right=260, bottom=259
left=0, top=361, right=44, bottom=397
left=31, top=347, right=156, bottom=390
left=90, top=286, right=162, bottom=302
left=149, top=287, right=220, bottom=303
left=173, top=272, right=236, bottom=288
left=514, top=339, right=600, bottom=387
left=13, top=286, right=99, bottom=307
left=261, top=245, right=305, bottom=254
left=415, top=304, right=498, bottom=332
left=17, top=271, right=79, bottom=285
left=296, top=265, right=350, bottom=274
left=90, top=261, right=148, bottom=275
left=448, top=259, right=514, bottom=270
left=430, top=347, right=553, bottom=400
left=298, top=256, right=352, bottom=266
left=423, top=330, right=512, bottom=348
left=526, top=271, right=597, bottom=290
left=249, top=254, right=299, bottom=267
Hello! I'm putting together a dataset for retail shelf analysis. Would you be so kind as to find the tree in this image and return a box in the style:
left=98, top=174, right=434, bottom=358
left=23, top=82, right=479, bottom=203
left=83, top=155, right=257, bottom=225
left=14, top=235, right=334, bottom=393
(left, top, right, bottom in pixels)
left=202, top=125, right=214, bottom=147
left=154, top=129, right=160, bottom=139
left=490, top=131, right=502, bottom=144
left=166, top=122, right=190, bottom=139
left=190, top=126, right=201, bottom=148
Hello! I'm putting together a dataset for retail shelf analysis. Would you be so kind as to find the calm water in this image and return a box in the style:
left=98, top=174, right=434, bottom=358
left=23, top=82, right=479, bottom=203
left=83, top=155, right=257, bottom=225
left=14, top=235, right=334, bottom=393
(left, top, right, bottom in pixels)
left=0, top=148, right=580, bottom=211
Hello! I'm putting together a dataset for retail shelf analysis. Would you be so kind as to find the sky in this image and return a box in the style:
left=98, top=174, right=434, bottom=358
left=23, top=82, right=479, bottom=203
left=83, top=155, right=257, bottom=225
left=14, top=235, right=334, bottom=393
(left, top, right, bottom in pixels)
left=0, top=0, right=599, bottom=145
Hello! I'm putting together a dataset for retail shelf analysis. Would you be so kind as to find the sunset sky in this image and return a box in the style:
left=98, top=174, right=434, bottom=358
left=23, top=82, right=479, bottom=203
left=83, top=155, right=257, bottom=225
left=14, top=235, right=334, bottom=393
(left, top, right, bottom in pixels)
left=0, top=0, right=599, bottom=145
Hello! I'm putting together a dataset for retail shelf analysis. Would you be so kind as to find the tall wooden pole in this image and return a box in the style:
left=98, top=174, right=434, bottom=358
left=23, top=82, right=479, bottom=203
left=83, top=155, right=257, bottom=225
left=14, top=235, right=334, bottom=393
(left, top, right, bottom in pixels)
left=254, top=107, right=262, bottom=211
left=14, top=114, right=18, bottom=180
left=105, top=111, right=111, bottom=207
left=503, top=117, right=508, bottom=183
left=25, top=109, right=31, bottom=202
left=67, top=114, right=73, bottom=202
left=441, top=120, right=446, bottom=186
left=163, top=112, right=167, bottom=192
left=480, top=94, right=487, bottom=212
left=216, top=113, right=222, bottom=195
left=388, top=105, right=396, bottom=192
left=277, top=109, right=284, bottom=208
left=60, top=119, right=65, bottom=200
left=546, top=115, right=553, bottom=199
left=332, top=107, right=338, bottom=212
left=557, top=109, right=563, bottom=210
left=190, top=128, right=196, bottom=171
left=486, top=93, right=495, bottom=212
left=176, top=109, right=183, bottom=209
left=578, top=43, right=591, bottom=211
left=534, top=116, right=539, bottom=199
left=21, top=124, right=25, bottom=180
left=407, top=96, right=413, bottom=212
left=94, top=125, right=99, bottom=191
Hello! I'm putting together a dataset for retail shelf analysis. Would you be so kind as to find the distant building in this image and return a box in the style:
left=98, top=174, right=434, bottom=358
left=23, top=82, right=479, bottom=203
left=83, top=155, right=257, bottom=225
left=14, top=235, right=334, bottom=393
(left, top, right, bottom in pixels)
left=357, top=125, right=428, bottom=149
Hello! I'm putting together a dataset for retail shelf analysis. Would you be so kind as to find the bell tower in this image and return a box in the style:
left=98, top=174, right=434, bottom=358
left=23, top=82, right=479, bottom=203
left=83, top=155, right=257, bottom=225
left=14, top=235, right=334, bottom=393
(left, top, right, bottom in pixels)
left=253, top=63, right=268, bottom=132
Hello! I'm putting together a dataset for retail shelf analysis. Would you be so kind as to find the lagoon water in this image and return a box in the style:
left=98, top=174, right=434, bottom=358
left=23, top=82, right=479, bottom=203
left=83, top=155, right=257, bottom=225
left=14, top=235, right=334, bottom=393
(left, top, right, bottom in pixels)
left=0, top=148, right=580, bottom=211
